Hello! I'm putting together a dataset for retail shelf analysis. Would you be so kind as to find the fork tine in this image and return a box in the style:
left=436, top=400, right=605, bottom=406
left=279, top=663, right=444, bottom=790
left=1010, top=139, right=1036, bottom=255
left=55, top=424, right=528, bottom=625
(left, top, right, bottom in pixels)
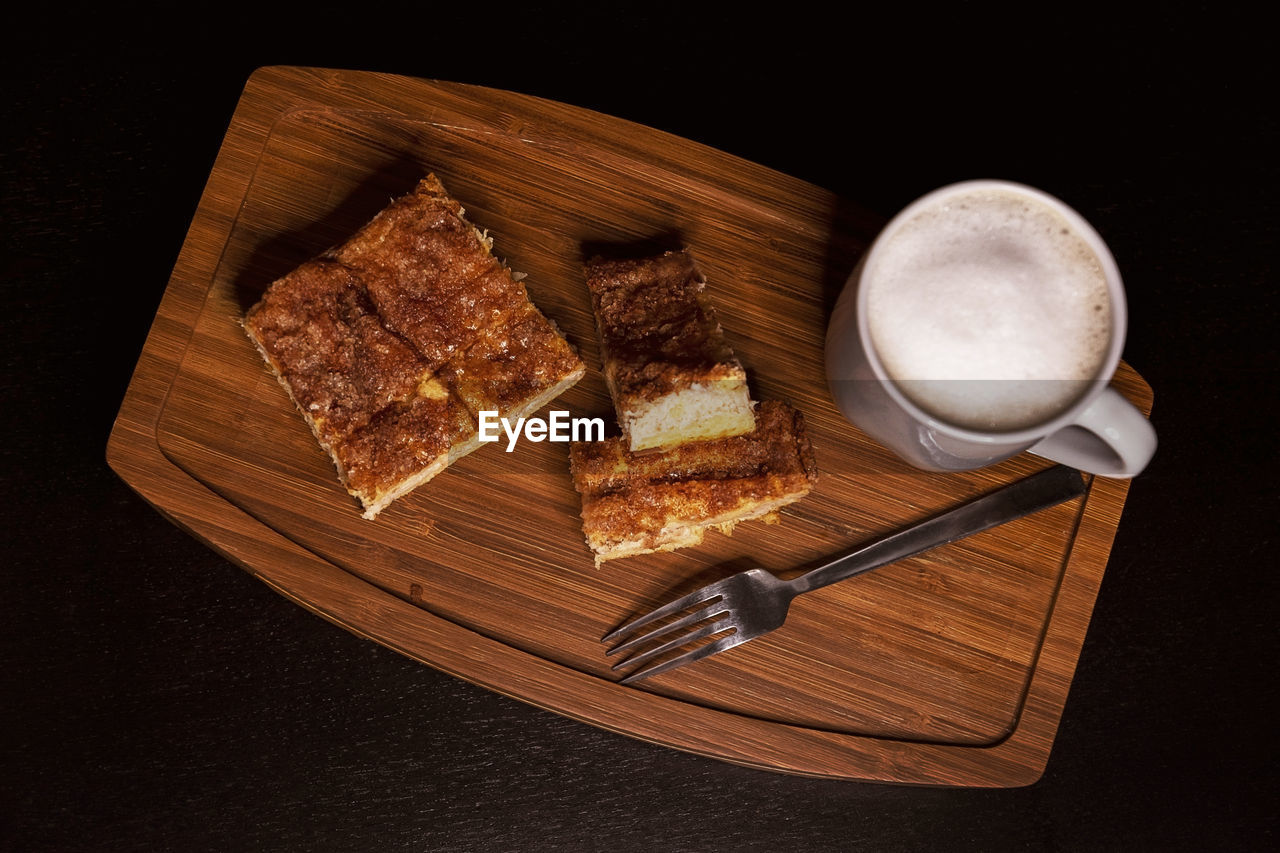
left=618, top=632, right=748, bottom=685
left=603, top=600, right=728, bottom=658
left=610, top=619, right=731, bottom=675
left=600, top=581, right=729, bottom=644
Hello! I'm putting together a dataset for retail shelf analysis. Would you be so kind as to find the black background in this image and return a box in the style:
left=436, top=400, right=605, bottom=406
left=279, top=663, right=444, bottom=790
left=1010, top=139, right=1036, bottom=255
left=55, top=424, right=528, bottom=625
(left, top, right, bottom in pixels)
left=4, top=3, right=1275, bottom=850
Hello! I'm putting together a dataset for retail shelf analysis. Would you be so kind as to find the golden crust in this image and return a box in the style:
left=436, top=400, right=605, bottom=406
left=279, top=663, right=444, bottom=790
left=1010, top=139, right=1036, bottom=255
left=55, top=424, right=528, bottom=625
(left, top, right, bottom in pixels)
left=569, top=400, right=818, bottom=564
left=243, top=259, right=432, bottom=446
left=335, top=385, right=478, bottom=516
left=331, top=175, right=531, bottom=364
left=244, top=174, right=584, bottom=518
left=441, top=302, right=587, bottom=420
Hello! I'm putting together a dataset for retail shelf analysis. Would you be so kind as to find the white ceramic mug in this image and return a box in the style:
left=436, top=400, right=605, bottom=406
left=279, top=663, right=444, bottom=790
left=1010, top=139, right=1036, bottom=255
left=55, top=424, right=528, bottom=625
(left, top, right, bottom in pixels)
left=825, top=180, right=1156, bottom=477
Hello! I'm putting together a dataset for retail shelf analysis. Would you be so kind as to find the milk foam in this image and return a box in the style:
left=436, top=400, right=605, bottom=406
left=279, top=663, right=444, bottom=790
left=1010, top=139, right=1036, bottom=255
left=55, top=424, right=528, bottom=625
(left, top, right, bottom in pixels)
left=865, top=188, right=1112, bottom=432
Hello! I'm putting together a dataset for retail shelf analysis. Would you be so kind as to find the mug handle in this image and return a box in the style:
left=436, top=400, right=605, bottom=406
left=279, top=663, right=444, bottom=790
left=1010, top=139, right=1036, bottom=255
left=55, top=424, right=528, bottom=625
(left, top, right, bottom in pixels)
left=1029, top=388, right=1157, bottom=477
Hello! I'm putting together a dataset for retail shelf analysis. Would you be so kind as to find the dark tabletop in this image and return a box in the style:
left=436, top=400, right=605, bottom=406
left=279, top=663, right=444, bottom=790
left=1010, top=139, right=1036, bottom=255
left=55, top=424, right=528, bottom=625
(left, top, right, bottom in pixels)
left=4, top=3, right=1276, bottom=851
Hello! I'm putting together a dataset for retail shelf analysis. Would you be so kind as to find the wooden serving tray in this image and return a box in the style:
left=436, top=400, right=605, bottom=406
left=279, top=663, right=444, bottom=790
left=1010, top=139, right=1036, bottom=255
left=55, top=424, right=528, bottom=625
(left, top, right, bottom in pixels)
left=107, top=66, right=1152, bottom=786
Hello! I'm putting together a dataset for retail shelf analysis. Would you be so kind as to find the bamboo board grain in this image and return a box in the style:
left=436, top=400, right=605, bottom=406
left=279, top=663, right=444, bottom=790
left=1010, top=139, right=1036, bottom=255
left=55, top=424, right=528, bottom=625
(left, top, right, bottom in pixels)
left=107, top=66, right=1153, bottom=786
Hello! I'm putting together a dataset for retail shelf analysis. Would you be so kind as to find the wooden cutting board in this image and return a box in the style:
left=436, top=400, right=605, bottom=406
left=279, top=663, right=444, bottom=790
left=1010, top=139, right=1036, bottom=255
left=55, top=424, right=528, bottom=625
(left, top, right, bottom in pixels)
left=107, top=66, right=1152, bottom=786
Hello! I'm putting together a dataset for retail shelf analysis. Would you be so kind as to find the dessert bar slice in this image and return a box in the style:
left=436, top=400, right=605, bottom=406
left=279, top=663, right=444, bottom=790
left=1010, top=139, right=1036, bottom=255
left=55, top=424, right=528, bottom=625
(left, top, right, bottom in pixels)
left=244, top=174, right=584, bottom=518
left=568, top=400, right=817, bottom=565
left=584, top=249, right=754, bottom=452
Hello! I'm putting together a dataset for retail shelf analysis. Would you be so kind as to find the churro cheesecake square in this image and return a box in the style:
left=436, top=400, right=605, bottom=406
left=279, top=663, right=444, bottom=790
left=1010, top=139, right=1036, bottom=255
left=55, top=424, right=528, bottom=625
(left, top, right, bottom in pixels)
left=568, top=400, right=817, bottom=565
left=244, top=174, right=584, bottom=518
left=584, top=249, right=755, bottom=453
left=243, top=255, right=481, bottom=520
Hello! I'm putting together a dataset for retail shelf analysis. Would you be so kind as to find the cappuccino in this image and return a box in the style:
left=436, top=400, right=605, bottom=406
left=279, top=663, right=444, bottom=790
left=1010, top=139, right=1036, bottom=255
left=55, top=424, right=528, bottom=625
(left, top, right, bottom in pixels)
left=864, top=187, right=1112, bottom=432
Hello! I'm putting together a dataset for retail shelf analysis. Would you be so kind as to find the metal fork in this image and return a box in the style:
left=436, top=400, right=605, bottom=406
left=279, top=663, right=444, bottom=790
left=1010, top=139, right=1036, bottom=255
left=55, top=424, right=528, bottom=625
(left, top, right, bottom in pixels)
left=602, top=464, right=1088, bottom=684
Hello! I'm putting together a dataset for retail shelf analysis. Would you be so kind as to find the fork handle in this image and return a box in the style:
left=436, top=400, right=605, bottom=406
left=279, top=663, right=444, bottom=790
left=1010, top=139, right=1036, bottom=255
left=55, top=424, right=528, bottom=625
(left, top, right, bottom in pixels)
left=788, top=465, right=1089, bottom=595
